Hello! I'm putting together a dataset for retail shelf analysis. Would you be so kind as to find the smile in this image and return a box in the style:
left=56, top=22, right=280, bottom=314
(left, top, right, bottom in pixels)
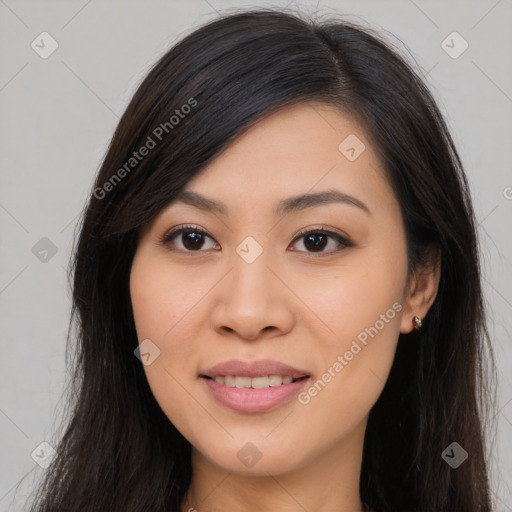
left=200, top=375, right=310, bottom=413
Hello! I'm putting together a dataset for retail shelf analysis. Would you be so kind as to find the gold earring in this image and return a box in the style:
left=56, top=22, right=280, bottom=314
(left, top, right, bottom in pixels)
left=413, top=316, right=422, bottom=331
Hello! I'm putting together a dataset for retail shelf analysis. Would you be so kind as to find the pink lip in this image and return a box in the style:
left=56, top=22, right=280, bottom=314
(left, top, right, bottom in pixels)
left=199, top=359, right=311, bottom=413
left=201, top=376, right=310, bottom=413
left=200, top=359, right=310, bottom=379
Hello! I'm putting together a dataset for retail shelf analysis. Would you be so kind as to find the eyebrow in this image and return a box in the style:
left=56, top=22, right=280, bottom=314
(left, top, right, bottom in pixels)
left=174, top=189, right=371, bottom=217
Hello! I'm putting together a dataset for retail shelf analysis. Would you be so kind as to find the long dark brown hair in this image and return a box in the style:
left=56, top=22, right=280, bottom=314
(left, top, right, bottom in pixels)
left=26, top=7, right=496, bottom=512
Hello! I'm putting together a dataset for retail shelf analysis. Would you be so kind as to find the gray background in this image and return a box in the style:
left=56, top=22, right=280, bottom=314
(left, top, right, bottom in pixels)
left=1, top=0, right=511, bottom=510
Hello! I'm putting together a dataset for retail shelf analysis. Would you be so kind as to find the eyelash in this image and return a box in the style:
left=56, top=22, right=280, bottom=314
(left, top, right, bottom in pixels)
left=159, top=224, right=353, bottom=256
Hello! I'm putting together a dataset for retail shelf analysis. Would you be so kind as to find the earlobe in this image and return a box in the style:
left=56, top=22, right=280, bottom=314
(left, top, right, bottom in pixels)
left=400, top=246, right=441, bottom=334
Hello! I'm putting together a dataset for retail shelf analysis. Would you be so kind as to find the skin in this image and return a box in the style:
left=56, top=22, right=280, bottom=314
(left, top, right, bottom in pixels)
left=129, top=101, right=441, bottom=512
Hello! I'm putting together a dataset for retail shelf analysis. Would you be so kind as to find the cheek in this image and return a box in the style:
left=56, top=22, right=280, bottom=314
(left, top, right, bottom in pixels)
left=129, top=250, right=213, bottom=442
left=130, top=259, right=206, bottom=391
left=296, top=245, right=407, bottom=350
left=293, top=242, right=407, bottom=423
left=130, top=250, right=201, bottom=344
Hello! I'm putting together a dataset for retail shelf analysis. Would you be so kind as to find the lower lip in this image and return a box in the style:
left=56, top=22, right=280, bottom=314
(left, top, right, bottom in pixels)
left=201, top=376, right=310, bottom=413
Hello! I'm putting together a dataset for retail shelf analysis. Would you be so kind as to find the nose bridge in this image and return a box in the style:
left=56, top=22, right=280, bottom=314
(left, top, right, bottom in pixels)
left=229, top=235, right=275, bottom=305
left=209, top=233, right=294, bottom=339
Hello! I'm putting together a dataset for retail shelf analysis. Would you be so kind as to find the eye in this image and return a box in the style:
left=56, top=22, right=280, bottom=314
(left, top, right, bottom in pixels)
left=289, top=226, right=353, bottom=255
left=159, top=224, right=353, bottom=255
left=159, top=224, right=219, bottom=252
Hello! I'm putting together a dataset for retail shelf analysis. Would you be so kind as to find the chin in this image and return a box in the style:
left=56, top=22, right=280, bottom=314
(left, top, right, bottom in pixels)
left=193, top=437, right=311, bottom=476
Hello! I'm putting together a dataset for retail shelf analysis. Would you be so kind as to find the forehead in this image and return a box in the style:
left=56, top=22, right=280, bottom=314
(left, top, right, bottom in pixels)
left=176, top=102, right=390, bottom=211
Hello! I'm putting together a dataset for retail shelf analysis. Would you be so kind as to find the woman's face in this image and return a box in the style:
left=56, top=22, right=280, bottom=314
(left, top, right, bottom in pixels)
left=130, top=101, right=419, bottom=476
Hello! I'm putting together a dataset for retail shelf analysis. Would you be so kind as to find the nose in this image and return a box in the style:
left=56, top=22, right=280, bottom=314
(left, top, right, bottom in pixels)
left=209, top=248, right=295, bottom=341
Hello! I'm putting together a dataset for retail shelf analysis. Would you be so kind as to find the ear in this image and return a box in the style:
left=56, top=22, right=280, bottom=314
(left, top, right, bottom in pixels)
left=400, top=245, right=441, bottom=334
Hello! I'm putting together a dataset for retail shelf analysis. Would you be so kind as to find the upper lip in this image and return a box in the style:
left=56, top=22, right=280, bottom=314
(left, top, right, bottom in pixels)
left=200, top=359, right=310, bottom=379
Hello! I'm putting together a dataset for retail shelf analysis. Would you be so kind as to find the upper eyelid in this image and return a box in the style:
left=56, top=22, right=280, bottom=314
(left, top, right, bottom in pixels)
left=160, top=224, right=211, bottom=243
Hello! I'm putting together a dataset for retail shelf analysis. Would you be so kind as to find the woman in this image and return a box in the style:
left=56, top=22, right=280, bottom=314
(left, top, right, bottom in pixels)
left=28, top=8, right=496, bottom=512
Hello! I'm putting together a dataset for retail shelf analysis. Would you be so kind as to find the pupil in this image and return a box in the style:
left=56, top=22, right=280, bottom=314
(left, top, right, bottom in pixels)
left=183, top=232, right=203, bottom=250
left=305, top=233, right=326, bottom=252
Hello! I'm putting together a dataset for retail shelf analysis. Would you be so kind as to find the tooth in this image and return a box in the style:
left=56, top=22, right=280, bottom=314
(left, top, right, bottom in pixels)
left=235, top=376, right=252, bottom=388
left=251, top=376, right=270, bottom=388
left=268, top=375, right=283, bottom=387
left=215, top=375, right=300, bottom=388
left=224, top=375, right=236, bottom=387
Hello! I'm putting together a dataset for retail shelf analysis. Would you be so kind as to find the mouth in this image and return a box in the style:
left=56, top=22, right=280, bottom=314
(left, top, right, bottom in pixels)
left=198, top=359, right=311, bottom=413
